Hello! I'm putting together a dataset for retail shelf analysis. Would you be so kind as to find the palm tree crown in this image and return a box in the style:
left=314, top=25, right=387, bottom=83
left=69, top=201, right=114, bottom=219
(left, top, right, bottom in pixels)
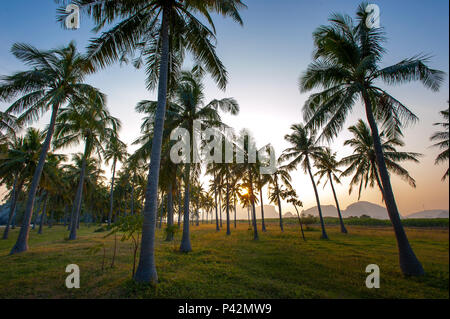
left=340, top=120, right=421, bottom=199
left=430, top=106, right=449, bottom=180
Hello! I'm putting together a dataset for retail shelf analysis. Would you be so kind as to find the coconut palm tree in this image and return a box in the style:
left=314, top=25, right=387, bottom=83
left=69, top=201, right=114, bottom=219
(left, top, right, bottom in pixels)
left=0, top=129, right=43, bottom=239
left=299, top=3, right=444, bottom=275
left=340, top=120, right=421, bottom=200
left=63, top=154, right=106, bottom=227
left=138, top=69, right=239, bottom=252
left=52, top=92, right=120, bottom=240
left=37, top=153, right=67, bottom=234
left=315, top=147, right=347, bottom=234
left=0, top=111, right=18, bottom=140
left=228, top=171, right=240, bottom=230
left=104, top=136, right=128, bottom=227
left=206, top=168, right=221, bottom=232
left=280, top=124, right=328, bottom=239
left=430, top=106, right=449, bottom=181
left=58, top=0, right=246, bottom=284
left=236, top=130, right=259, bottom=240
left=282, top=189, right=306, bottom=241
left=0, top=42, right=102, bottom=254
left=214, top=135, right=239, bottom=235
left=266, top=163, right=292, bottom=232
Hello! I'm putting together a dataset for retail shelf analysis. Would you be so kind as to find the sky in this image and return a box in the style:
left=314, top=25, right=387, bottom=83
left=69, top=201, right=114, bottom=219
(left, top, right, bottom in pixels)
left=0, top=0, right=448, bottom=216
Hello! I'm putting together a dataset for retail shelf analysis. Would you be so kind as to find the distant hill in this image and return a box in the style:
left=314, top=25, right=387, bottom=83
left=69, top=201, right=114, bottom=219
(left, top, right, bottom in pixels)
left=343, top=201, right=392, bottom=220
left=300, top=201, right=449, bottom=220
left=405, top=209, right=449, bottom=219
left=283, top=212, right=295, bottom=218
left=302, top=201, right=390, bottom=220
left=301, top=205, right=340, bottom=218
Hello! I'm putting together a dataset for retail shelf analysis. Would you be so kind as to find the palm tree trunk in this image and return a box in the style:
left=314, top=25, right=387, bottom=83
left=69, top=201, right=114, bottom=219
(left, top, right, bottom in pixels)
left=247, top=206, right=250, bottom=226
left=219, top=189, right=222, bottom=228
left=225, top=173, right=231, bottom=235
left=49, top=210, right=54, bottom=228
left=195, top=195, right=200, bottom=227
left=134, top=5, right=171, bottom=284
left=275, top=176, right=284, bottom=232
left=180, top=163, right=192, bottom=252
left=32, top=195, right=41, bottom=230
left=69, top=140, right=88, bottom=241
left=362, top=90, right=424, bottom=276
left=125, top=193, right=128, bottom=217
left=233, top=200, right=237, bottom=229
left=108, top=160, right=117, bottom=227
left=63, top=205, right=68, bottom=227
left=293, top=205, right=306, bottom=241
left=158, top=194, right=164, bottom=229
left=214, top=171, right=220, bottom=231
left=306, top=158, right=328, bottom=239
left=328, top=173, right=347, bottom=234
left=373, top=163, right=386, bottom=201
left=10, top=104, right=59, bottom=254
left=165, top=184, right=174, bottom=241
left=196, top=208, right=199, bottom=226
left=131, top=182, right=135, bottom=215
left=178, top=188, right=182, bottom=228
left=38, top=193, right=48, bottom=235
left=258, top=182, right=266, bottom=232
left=249, top=174, right=258, bottom=240
left=3, top=176, right=23, bottom=240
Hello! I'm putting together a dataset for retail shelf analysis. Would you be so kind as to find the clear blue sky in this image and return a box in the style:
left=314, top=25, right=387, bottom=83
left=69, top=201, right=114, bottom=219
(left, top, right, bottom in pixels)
left=0, top=1, right=448, bottom=214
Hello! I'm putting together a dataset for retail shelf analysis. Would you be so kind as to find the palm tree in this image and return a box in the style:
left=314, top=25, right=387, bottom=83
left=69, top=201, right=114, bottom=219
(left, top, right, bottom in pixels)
left=315, top=148, right=347, bottom=234
left=214, top=136, right=239, bottom=235
left=0, top=111, right=18, bottom=140
left=63, top=155, right=106, bottom=227
left=139, top=69, right=238, bottom=252
left=280, top=124, right=328, bottom=239
left=283, top=189, right=306, bottom=241
left=206, top=169, right=220, bottom=232
left=299, top=3, right=444, bottom=275
left=53, top=92, right=120, bottom=240
left=60, top=0, right=246, bottom=284
left=236, top=131, right=259, bottom=240
left=341, top=120, right=421, bottom=200
left=229, top=173, right=240, bottom=230
left=430, top=106, right=449, bottom=181
left=37, top=153, right=67, bottom=234
left=0, top=129, right=43, bottom=239
left=104, top=136, right=128, bottom=227
left=266, top=163, right=292, bottom=232
left=0, top=42, right=101, bottom=254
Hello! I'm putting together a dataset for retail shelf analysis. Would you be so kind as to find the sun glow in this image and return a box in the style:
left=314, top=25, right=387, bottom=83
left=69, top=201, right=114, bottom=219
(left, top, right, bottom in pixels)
left=240, top=187, right=249, bottom=196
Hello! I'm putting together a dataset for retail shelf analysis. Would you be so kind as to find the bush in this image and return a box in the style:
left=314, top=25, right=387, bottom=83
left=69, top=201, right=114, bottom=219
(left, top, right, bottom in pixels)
left=301, top=214, right=319, bottom=225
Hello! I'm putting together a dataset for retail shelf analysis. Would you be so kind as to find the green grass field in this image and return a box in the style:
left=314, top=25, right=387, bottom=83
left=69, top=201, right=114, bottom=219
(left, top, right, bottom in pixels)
left=0, top=221, right=448, bottom=299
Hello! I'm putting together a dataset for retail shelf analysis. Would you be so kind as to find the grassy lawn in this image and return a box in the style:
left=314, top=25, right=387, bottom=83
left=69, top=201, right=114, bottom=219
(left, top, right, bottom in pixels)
left=0, top=222, right=448, bottom=299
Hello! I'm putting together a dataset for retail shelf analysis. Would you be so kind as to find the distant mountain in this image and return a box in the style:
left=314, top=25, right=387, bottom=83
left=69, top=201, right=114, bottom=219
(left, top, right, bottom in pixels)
left=283, top=212, right=295, bottom=218
left=405, top=209, right=449, bottom=219
left=343, top=201, right=391, bottom=220
left=301, top=201, right=391, bottom=220
left=301, top=205, right=340, bottom=218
